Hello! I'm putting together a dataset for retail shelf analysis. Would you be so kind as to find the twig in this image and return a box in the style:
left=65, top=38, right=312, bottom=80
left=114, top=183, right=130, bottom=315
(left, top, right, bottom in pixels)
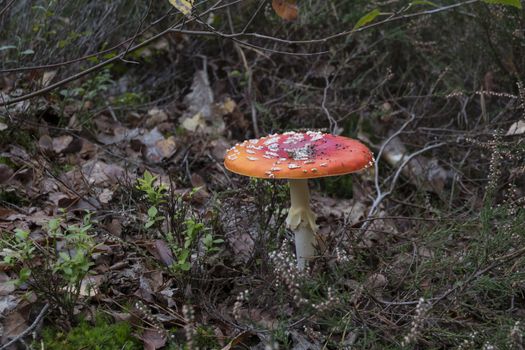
left=121, top=0, right=153, bottom=65
left=0, top=0, right=15, bottom=17
left=321, top=76, right=338, bottom=134
left=367, top=141, right=446, bottom=218
left=179, top=0, right=480, bottom=45
left=373, top=114, right=416, bottom=198
left=0, top=303, right=49, bottom=350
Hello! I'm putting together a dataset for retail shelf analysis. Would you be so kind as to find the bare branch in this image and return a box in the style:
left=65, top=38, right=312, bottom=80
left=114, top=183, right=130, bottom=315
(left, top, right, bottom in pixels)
left=0, top=303, right=49, bottom=350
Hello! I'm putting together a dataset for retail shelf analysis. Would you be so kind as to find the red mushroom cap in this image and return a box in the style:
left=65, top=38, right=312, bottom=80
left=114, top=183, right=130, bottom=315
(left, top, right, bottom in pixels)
left=224, top=131, right=374, bottom=179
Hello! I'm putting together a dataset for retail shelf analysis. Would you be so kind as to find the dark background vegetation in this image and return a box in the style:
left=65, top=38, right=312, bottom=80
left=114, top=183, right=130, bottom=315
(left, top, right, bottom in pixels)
left=0, top=0, right=524, bottom=349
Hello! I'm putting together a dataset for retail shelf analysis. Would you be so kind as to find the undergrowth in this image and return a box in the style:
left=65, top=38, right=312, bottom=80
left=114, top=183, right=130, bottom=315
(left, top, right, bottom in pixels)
left=1, top=0, right=525, bottom=349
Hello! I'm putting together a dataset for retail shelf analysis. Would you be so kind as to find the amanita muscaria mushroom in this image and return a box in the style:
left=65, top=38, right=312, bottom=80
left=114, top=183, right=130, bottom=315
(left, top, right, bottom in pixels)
left=224, top=131, right=374, bottom=270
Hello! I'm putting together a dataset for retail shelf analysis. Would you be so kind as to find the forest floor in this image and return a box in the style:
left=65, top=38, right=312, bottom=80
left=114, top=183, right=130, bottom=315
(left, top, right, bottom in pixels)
left=1, top=1, right=525, bottom=349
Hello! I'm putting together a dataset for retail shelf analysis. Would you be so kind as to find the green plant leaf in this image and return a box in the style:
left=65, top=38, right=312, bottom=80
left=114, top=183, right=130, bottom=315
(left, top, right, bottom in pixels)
left=147, top=206, right=158, bottom=218
left=14, top=229, right=29, bottom=241
left=483, top=0, right=522, bottom=8
left=179, top=262, right=191, bottom=271
left=353, top=9, right=381, bottom=30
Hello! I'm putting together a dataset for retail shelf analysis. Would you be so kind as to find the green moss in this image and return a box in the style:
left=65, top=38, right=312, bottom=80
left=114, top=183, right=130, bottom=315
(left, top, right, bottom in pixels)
left=40, top=315, right=141, bottom=350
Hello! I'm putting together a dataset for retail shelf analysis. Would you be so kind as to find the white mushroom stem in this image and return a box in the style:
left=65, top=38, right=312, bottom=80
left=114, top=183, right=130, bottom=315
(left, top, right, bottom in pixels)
left=286, top=179, right=318, bottom=270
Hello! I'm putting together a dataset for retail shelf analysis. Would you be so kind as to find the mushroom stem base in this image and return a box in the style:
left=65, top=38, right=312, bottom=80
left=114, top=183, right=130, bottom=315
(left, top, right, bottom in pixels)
left=292, top=222, right=317, bottom=270
left=286, top=179, right=318, bottom=270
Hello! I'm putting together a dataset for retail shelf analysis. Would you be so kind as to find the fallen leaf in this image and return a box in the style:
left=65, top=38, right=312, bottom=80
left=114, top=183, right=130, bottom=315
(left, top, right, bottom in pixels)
left=27, top=210, right=54, bottom=227
left=139, top=329, right=167, bottom=350
left=0, top=164, right=13, bottom=184
left=98, top=188, right=114, bottom=204
left=227, top=232, right=254, bottom=264
left=105, top=218, right=122, bottom=237
left=182, top=113, right=205, bottom=132
left=184, top=69, right=213, bottom=116
left=0, top=273, right=15, bottom=296
left=272, top=0, right=298, bottom=21
left=145, top=108, right=169, bottom=129
left=218, top=97, right=236, bottom=114
left=97, top=126, right=140, bottom=145
left=0, top=207, right=16, bottom=220
left=52, top=134, right=72, bottom=153
left=42, top=70, right=57, bottom=87
left=506, top=120, right=525, bottom=135
left=365, top=273, right=388, bottom=290
left=290, top=330, right=321, bottom=350
left=154, top=240, right=175, bottom=266
left=79, top=275, right=104, bottom=297
left=81, top=160, right=125, bottom=186
left=38, top=135, right=54, bottom=154
left=52, top=135, right=81, bottom=154
left=272, top=0, right=299, bottom=21
left=1, top=309, right=27, bottom=345
left=168, top=0, right=194, bottom=16
left=210, top=138, right=231, bottom=162
left=381, top=136, right=449, bottom=193
left=48, top=192, right=77, bottom=208
left=154, top=136, right=177, bottom=160
left=0, top=295, right=18, bottom=315
left=220, top=331, right=254, bottom=350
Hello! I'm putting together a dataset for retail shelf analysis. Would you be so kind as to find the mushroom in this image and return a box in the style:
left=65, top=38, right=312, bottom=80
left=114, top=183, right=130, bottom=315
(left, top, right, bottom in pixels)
left=224, top=131, right=374, bottom=270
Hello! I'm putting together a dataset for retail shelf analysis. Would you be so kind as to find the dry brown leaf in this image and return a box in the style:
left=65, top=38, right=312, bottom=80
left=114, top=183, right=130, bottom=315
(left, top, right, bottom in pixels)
left=79, top=275, right=104, bottom=297
left=98, top=188, right=114, bottom=204
left=227, top=232, right=254, bottom=264
left=181, top=113, right=205, bottom=132
left=0, top=164, right=13, bottom=184
left=506, top=120, right=525, bottom=135
left=145, top=108, right=169, bottom=129
left=220, top=97, right=236, bottom=114
left=105, top=218, right=122, bottom=237
left=220, top=331, right=253, bottom=350
left=290, top=330, right=321, bottom=349
left=154, top=240, right=175, bottom=266
left=136, top=128, right=177, bottom=162
left=27, top=210, right=54, bottom=227
left=155, top=136, right=177, bottom=160
left=210, top=138, right=230, bottom=161
left=0, top=207, right=16, bottom=220
left=38, top=135, right=53, bottom=154
left=42, top=70, right=57, bottom=87
left=180, top=69, right=226, bottom=134
left=365, top=273, right=388, bottom=290
left=139, top=329, right=167, bottom=350
left=52, top=135, right=82, bottom=154
left=0, top=272, right=15, bottom=296
left=48, top=192, right=77, bottom=208
left=381, top=136, right=449, bottom=193
left=272, top=0, right=298, bottom=21
left=1, top=307, right=27, bottom=346
left=0, top=295, right=19, bottom=315
left=184, top=70, right=213, bottom=118
left=81, top=160, right=125, bottom=186
left=97, top=126, right=140, bottom=145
